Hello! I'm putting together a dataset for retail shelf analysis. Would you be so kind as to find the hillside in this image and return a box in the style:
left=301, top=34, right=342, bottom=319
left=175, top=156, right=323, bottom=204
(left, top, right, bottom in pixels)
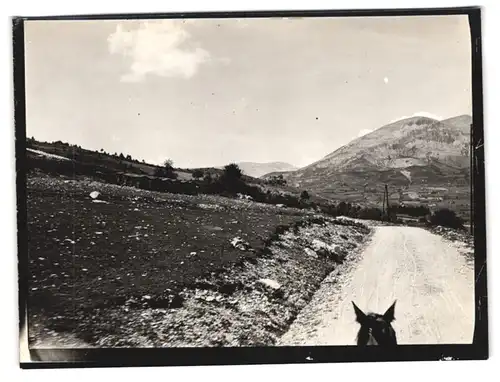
left=26, top=140, right=261, bottom=184
left=265, top=115, right=472, bottom=219
left=25, top=139, right=332, bottom=211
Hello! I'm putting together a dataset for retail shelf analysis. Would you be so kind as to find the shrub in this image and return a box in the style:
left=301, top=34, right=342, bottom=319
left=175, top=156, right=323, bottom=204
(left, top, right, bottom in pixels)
left=394, top=204, right=430, bottom=217
left=203, top=173, right=213, bottom=183
left=300, top=190, right=310, bottom=200
left=357, top=207, right=383, bottom=221
left=222, top=163, right=242, bottom=180
left=337, top=201, right=349, bottom=216
left=267, top=174, right=287, bottom=186
left=429, top=208, right=464, bottom=230
left=163, top=159, right=174, bottom=168
left=192, top=169, right=204, bottom=179
left=154, top=166, right=178, bottom=179
left=217, top=163, right=244, bottom=195
left=319, top=203, right=338, bottom=217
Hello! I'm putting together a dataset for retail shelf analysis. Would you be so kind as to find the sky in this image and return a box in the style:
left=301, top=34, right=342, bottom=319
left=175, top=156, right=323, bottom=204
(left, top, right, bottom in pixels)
left=24, top=15, right=472, bottom=168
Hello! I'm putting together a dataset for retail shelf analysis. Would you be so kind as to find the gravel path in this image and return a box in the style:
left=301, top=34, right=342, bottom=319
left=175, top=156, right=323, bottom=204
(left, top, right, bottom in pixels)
left=278, top=226, right=474, bottom=345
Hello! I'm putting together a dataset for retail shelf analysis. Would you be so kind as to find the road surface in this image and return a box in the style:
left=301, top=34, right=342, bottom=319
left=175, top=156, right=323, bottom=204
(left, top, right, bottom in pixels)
left=278, top=226, right=474, bottom=345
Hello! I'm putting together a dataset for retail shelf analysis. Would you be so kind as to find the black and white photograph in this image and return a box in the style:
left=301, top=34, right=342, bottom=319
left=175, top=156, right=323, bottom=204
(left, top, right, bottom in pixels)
left=14, top=7, right=487, bottom=367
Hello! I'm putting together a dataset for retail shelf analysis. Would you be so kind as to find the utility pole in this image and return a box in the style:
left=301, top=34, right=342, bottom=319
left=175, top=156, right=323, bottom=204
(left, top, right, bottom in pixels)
left=385, top=184, right=390, bottom=221
left=381, top=191, right=385, bottom=218
left=381, top=184, right=390, bottom=221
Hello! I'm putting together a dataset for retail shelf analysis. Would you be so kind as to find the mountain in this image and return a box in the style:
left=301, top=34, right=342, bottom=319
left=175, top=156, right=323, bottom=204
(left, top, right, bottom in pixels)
left=268, top=114, right=472, bottom=217
left=441, top=115, right=473, bottom=133
left=227, top=162, right=297, bottom=178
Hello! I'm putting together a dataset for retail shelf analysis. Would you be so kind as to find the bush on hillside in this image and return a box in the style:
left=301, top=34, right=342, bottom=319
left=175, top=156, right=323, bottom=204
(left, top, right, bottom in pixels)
left=222, top=163, right=242, bottom=181
left=153, top=166, right=178, bottom=179
left=357, top=207, right=383, bottom=221
left=216, top=163, right=245, bottom=195
left=192, top=169, right=204, bottom=179
left=267, top=175, right=287, bottom=186
left=429, top=208, right=464, bottom=230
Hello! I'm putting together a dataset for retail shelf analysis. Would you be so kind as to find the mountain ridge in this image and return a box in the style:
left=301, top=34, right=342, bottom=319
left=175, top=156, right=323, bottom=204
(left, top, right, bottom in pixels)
left=261, top=114, right=471, bottom=218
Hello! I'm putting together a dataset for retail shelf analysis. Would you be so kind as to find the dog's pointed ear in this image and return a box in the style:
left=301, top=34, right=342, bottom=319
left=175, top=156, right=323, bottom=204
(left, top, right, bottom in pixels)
left=383, top=300, right=396, bottom=322
left=352, top=301, right=367, bottom=324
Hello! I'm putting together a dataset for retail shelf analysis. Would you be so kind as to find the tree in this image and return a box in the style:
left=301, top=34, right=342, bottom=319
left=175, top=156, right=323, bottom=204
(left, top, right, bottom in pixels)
left=163, top=159, right=174, bottom=169
left=203, top=172, right=213, bottom=183
left=337, top=201, right=348, bottom=215
left=154, top=166, right=177, bottom=179
left=268, top=174, right=287, bottom=186
left=218, top=163, right=244, bottom=194
left=153, top=158, right=177, bottom=179
left=192, top=169, right=204, bottom=179
left=222, top=163, right=242, bottom=180
left=358, top=207, right=383, bottom=221
left=300, top=190, right=310, bottom=200
left=430, top=208, right=464, bottom=230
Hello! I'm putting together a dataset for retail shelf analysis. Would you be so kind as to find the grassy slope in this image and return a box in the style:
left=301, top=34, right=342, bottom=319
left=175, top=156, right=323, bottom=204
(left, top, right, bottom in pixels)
left=27, top=176, right=313, bottom=316
left=27, top=175, right=372, bottom=347
left=28, top=141, right=327, bottom=202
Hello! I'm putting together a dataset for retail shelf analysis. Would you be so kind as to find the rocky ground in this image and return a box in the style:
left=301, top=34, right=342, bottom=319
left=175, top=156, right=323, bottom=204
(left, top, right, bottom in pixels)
left=26, top=175, right=373, bottom=348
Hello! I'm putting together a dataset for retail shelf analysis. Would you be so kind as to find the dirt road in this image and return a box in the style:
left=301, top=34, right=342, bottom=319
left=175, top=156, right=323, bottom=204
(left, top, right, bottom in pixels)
left=278, top=226, right=474, bottom=345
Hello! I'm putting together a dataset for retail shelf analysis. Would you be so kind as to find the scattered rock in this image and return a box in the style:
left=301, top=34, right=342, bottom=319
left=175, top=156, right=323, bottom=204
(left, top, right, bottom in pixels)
left=257, top=278, right=281, bottom=290
left=237, top=193, right=253, bottom=201
left=231, top=236, right=251, bottom=251
left=125, top=297, right=139, bottom=307
left=304, top=248, right=318, bottom=258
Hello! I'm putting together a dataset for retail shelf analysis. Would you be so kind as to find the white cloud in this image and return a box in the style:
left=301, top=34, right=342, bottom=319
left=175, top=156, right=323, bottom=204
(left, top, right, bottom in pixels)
left=389, top=111, right=444, bottom=124
left=358, top=128, right=374, bottom=137
left=411, top=111, right=444, bottom=120
left=108, top=20, right=210, bottom=82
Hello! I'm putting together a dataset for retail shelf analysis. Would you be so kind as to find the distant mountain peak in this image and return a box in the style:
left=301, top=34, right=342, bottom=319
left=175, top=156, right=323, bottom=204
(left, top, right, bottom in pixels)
left=278, top=114, right=471, bottom=194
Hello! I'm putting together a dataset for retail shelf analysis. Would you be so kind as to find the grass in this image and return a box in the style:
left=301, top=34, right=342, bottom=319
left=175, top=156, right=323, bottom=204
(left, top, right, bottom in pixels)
left=27, top=176, right=312, bottom=320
